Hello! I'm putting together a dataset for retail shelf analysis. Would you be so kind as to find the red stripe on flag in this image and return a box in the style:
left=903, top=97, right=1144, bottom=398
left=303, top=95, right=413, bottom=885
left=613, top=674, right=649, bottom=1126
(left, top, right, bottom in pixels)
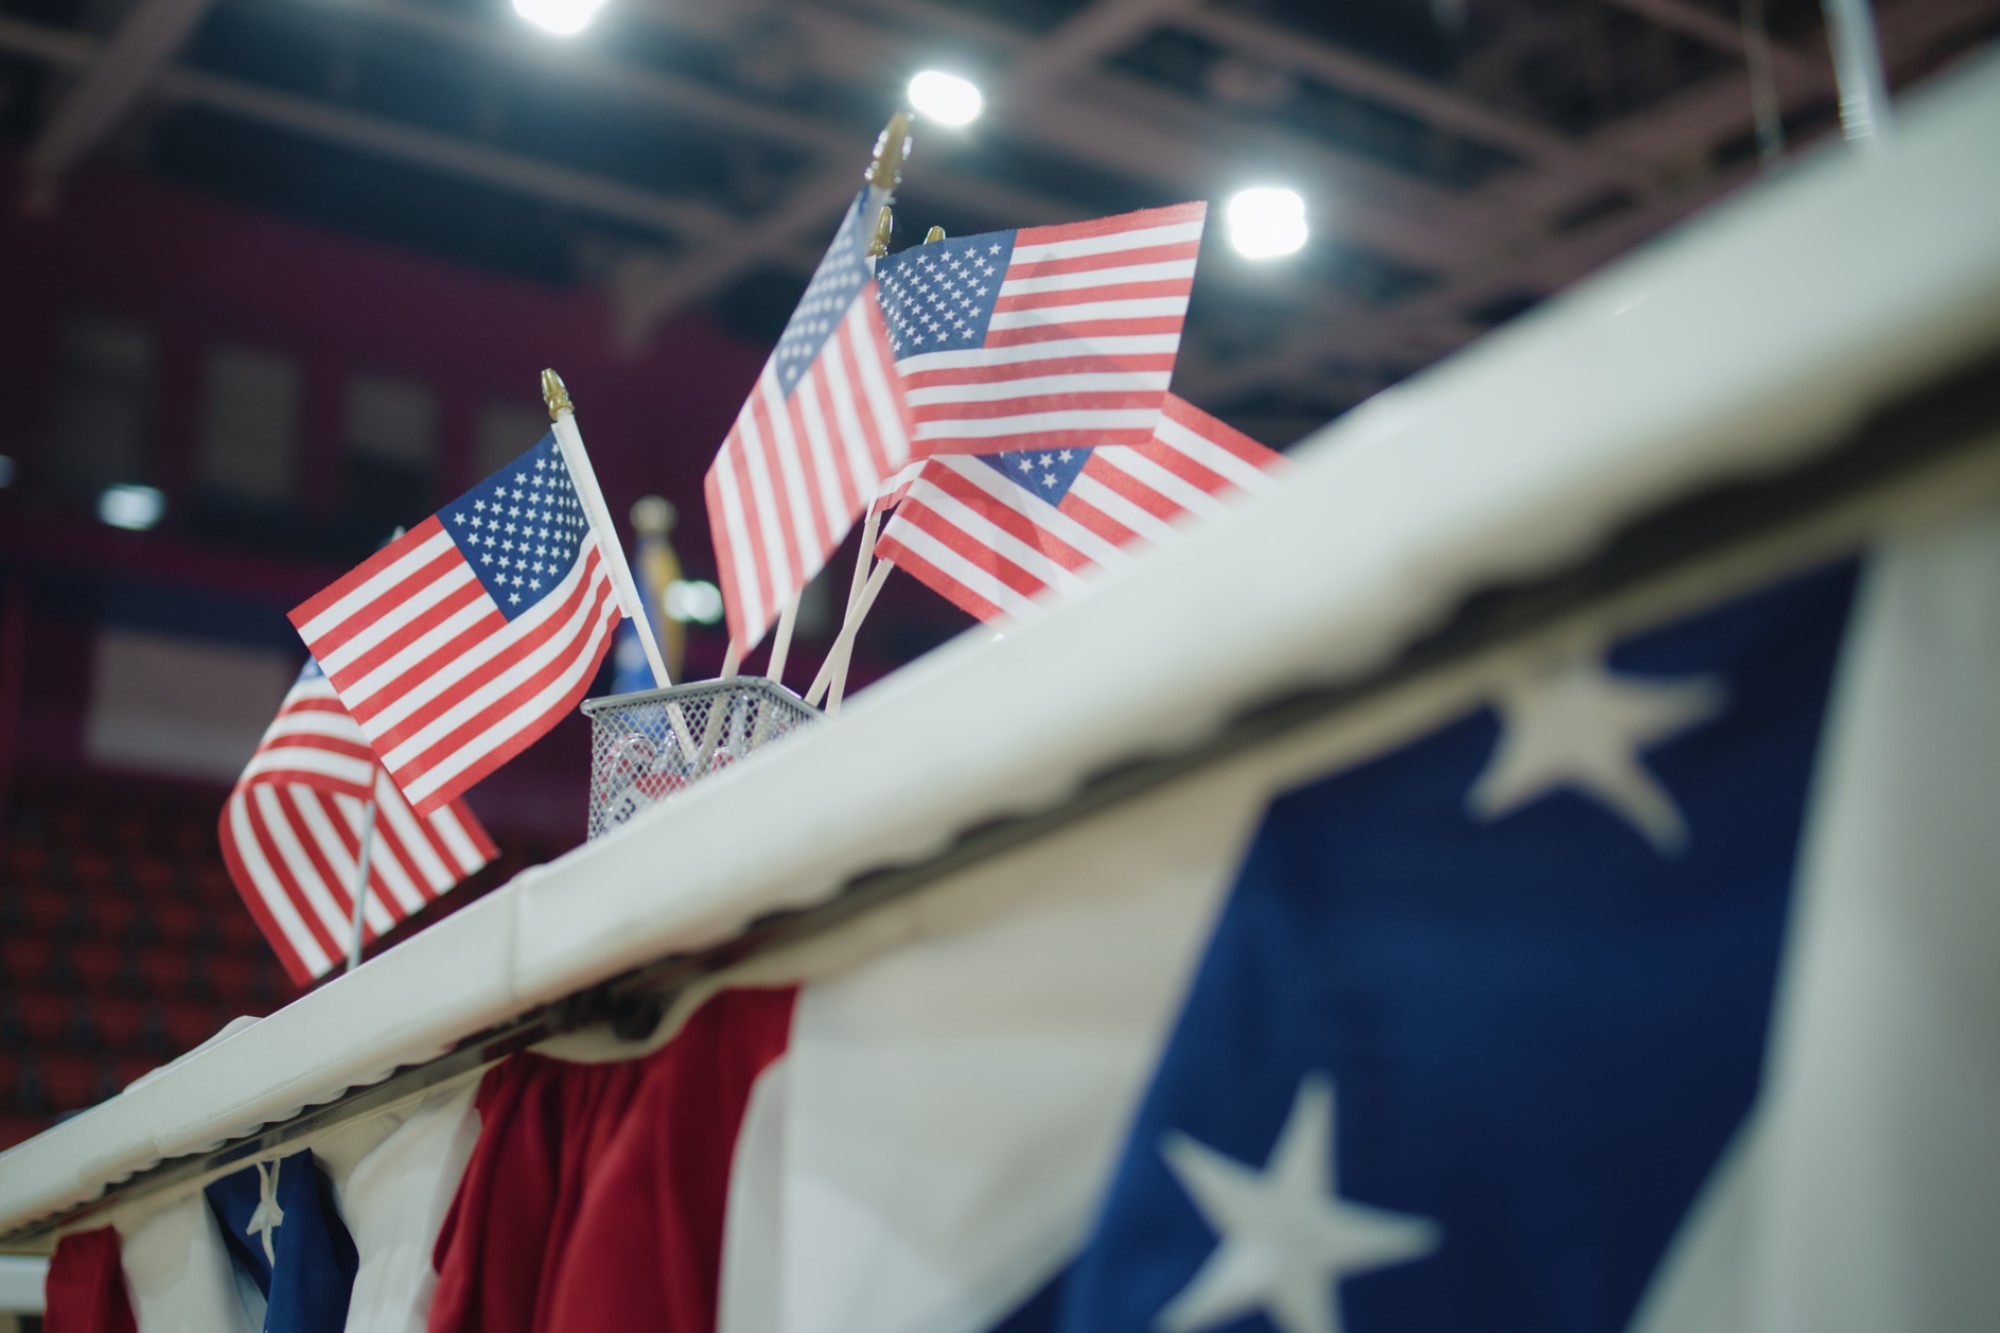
left=391, top=576, right=621, bottom=812
left=1014, top=200, right=1206, bottom=249
left=874, top=529, right=1007, bottom=624
left=991, top=279, right=1194, bottom=312
left=922, top=466, right=1094, bottom=574
left=983, top=318, right=1189, bottom=347
left=1003, top=241, right=1202, bottom=282
left=900, top=354, right=1180, bottom=391
left=217, top=797, right=319, bottom=988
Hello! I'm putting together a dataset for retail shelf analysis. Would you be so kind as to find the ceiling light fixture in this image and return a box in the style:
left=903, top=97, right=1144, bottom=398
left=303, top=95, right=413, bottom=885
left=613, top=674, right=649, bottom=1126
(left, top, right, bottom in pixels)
left=908, top=70, right=984, bottom=127
left=98, top=484, right=164, bottom=532
left=513, top=0, right=609, bottom=38
left=1227, top=187, right=1309, bottom=259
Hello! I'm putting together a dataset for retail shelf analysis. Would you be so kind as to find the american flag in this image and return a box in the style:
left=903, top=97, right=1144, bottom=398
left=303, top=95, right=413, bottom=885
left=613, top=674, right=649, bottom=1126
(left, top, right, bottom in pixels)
left=873, top=393, right=1284, bottom=622
left=218, top=659, right=497, bottom=985
left=705, top=188, right=913, bottom=649
left=874, top=201, right=1206, bottom=458
left=290, top=433, right=621, bottom=813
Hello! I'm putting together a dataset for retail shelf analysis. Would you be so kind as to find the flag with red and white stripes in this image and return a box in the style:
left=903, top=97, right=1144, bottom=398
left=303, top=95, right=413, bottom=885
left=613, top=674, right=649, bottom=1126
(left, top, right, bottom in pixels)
left=873, top=201, right=1206, bottom=458
left=289, top=433, right=622, bottom=813
left=705, top=187, right=912, bottom=649
left=218, top=659, right=497, bottom=985
left=873, top=393, right=1283, bottom=622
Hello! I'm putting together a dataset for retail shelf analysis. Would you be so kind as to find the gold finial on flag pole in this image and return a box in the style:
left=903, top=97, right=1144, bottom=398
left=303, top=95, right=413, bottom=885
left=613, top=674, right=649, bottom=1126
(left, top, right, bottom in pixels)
left=868, top=207, right=895, bottom=258
left=924, top=225, right=946, bottom=244
left=868, top=111, right=913, bottom=192
left=540, top=368, right=574, bottom=420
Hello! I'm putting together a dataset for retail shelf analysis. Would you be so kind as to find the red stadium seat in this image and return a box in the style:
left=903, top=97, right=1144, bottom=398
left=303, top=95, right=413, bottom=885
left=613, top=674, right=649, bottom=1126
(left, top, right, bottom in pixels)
left=160, top=999, right=225, bottom=1053
left=80, top=895, right=143, bottom=940
left=66, top=941, right=123, bottom=991
left=129, top=858, right=176, bottom=897
left=150, top=901, right=203, bottom=944
left=217, top=914, right=264, bottom=950
left=135, top=950, right=193, bottom=995
left=1, top=936, right=54, bottom=986
left=32, top=1052, right=101, bottom=1115
left=108, top=1054, right=158, bottom=1092
left=4, top=842, right=49, bottom=881
left=89, top=995, right=152, bottom=1052
left=0, top=1113, right=49, bottom=1152
left=17, top=886, right=72, bottom=933
left=12, top=991, right=73, bottom=1046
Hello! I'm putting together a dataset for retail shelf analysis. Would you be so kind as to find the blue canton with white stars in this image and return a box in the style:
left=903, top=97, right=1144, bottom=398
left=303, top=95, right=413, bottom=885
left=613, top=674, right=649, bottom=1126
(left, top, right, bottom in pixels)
left=875, top=230, right=1017, bottom=360
left=444, top=433, right=590, bottom=622
left=979, top=446, right=1094, bottom=504
left=772, top=191, right=882, bottom=396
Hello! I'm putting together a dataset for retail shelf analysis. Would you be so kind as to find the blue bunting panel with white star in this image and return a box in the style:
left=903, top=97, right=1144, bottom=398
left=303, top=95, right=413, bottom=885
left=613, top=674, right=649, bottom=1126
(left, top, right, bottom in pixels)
left=987, top=559, right=1857, bottom=1333
left=206, top=1150, right=358, bottom=1333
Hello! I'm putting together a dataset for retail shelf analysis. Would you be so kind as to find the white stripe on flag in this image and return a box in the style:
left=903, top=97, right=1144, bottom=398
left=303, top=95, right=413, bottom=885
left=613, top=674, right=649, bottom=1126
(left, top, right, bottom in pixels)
left=401, top=593, right=620, bottom=806
left=1068, top=470, right=1186, bottom=547
left=227, top=793, right=332, bottom=978
left=906, top=371, right=1174, bottom=407
left=881, top=516, right=1048, bottom=621
left=340, top=597, right=493, bottom=708
left=711, top=443, right=767, bottom=639
left=906, top=477, right=1091, bottom=596
left=1095, top=448, right=1232, bottom=521
left=914, top=409, right=1162, bottom=442
left=241, top=746, right=376, bottom=790
left=292, top=791, right=395, bottom=933
left=382, top=551, right=614, bottom=772
left=318, top=562, right=478, bottom=676
left=361, top=541, right=595, bottom=737
left=297, top=529, right=456, bottom=646
left=1153, top=415, right=1281, bottom=495
left=427, top=803, right=486, bottom=877
left=253, top=784, right=352, bottom=946
left=897, top=334, right=1181, bottom=375
left=372, top=773, right=456, bottom=898
left=940, top=457, right=1133, bottom=569
left=985, top=296, right=1191, bottom=330
left=1008, top=218, right=1206, bottom=264
left=997, top=259, right=1198, bottom=296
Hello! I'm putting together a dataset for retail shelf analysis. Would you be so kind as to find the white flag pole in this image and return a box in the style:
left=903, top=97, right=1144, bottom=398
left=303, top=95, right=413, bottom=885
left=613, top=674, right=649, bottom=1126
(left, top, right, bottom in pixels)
left=766, top=593, right=803, bottom=686
left=542, top=369, right=673, bottom=690
left=806, top=555, right=891, bottom=710
left=346, top=783, right=378, bottom=974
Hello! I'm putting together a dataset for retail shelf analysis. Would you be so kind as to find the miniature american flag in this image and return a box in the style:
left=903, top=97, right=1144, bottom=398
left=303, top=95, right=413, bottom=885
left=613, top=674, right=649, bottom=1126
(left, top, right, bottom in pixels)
left=218, top=659, right=497, bottom=985
left=705, top=188, right=913, bottom=649
left=874, top=201, right=1206, bottom=457
left=873, top=394, right=1283, bottom=622
left=290, top=433, right=621, bottom=813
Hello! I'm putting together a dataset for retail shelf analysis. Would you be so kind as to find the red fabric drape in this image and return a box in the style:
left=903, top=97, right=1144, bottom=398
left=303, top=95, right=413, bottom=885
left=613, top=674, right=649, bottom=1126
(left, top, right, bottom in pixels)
left=428, top=986, right=796, bottom=1333
left=44, top=1227, right=137, bottom=1333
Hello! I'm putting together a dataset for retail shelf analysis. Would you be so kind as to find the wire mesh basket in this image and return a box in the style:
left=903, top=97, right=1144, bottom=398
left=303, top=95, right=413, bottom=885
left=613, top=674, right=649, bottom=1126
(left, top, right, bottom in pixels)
left=581, top=678, right=821, bottom=840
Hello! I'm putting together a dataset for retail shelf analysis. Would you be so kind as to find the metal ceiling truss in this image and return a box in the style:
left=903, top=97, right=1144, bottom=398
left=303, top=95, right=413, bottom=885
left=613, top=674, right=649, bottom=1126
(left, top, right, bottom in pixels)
left=4, top=0, right=1997, bottom=432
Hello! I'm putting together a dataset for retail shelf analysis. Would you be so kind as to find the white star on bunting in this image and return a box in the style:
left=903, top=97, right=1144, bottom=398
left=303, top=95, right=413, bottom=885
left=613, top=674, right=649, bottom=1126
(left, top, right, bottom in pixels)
left=245, top=1159, right=286, bottom=1265
left=1158, top=1075, right=1440, bottom=1333
left=1466, top=654, right=1725, bottom=855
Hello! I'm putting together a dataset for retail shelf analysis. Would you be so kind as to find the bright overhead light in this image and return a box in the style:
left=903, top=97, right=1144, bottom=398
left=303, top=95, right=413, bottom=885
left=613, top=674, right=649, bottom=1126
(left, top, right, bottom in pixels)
left=513, top=0, right=609, bottom=37
left=1227, top=186, right=1308, bottom=259
left=98, top=484, right=164, bottom=532
left=909, top=70, right=984, bottom=127
left=666, top=579, right=725, bottom=625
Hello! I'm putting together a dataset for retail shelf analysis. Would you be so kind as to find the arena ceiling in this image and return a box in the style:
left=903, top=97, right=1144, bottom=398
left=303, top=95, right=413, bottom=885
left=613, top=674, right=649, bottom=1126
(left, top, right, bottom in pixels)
left=2, top=0, right=1997, bottom=444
